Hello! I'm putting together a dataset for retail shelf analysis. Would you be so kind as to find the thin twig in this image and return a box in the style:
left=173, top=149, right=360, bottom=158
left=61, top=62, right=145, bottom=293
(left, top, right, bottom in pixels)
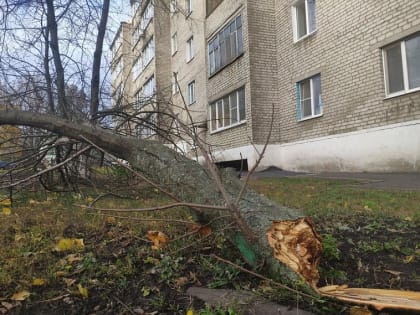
left=0, top=145, right=92, bottom=189
left=79, top=202, right=229, bottom=212
left=112, top=295, right=136, bottom=315
left=211, top=254, right=319, bottom=300
left=86, top=212, right=196, bottom=225
left=235, top=104, right=275, bottom=206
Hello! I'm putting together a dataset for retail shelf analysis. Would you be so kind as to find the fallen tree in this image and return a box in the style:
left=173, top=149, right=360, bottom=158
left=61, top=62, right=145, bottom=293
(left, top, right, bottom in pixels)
left=0, top=110, right=320, bottom=293
left=2, top=111, right=420, bottom=312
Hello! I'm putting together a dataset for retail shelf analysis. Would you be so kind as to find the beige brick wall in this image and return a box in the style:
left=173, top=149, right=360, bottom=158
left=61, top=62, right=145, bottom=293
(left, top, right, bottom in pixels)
left=169, top=0, right=208, bottom=128
left=205, top=0, right=253, bottom=150
left=275, top=0, right=420, bottom=144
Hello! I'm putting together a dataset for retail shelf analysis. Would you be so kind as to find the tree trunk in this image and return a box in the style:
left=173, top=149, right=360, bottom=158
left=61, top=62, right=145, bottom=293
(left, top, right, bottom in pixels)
left=0, top=110, right=318, bottom=294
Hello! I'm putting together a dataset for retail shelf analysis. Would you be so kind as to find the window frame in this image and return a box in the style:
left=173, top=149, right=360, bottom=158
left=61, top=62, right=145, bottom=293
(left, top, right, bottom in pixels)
left=296, top=74, right=323, bottom=121
left=208, top=14, right=244, bottom=76
left=186, top=36, right=194, bottom=62
left=292, top=0, right=317, bottom=42
left=382, top=33, right=420, bottom=98
left=187, top=80, right=196, bottom=105
left=185, top=0, right=192, bottom=14
left=209, top=87, right=246, bottom=133
left=171, top=32, right=178, bottom=55
left=172, top=72, right=179, bottom=94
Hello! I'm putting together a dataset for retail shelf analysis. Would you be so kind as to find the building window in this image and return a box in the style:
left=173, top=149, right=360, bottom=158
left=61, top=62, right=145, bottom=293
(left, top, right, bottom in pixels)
left=170, top=0, right=177, bottom=13
left=171, top=32, right=178, bottom=55
left=208, top=15, right=243, bottom=76
left=131, top=0, right=140, bottom=15
left=172, top=72, right=179, bottom=94
left=296, top=74, right=322, bottom=121
left=112, top=58, right=123, bottom=82
left=209, top=87, right=246, bottom=132
left=133, top=37, right=155, bottom=79
left=292, top=0, right=316, bottom=41
left=143, top=75, right=156, bottom=98
left=186, top=36, right=194, bottom=62
left=140, top=1, right=154, bottom=31
left=185, top=0, right=192, bottom=14
left=187, top=80, right=196, bottom=104
left=132, top=21, right=144, bottom=47
left=383, top=33, right=420, bottom=96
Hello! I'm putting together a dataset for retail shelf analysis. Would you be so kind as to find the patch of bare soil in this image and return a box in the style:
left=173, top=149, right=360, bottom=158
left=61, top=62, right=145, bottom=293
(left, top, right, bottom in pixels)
left=316, top=214, right=420, bottom=291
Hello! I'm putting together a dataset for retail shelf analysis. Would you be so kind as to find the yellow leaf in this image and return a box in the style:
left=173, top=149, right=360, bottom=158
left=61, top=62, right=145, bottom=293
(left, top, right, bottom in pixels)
left=186, top=309, right=194, bottom=315
left=54, top=238, right=84, bottom=252
left=64, top=278, right=76, bottom=287
left=106, top=216, right=117, bottom=225
left=11, top=290, right=30, bottom=301
left=66, top=254, right=83, bottom=263
left=0, top=198, right=11, bottom=206
left=86, top=196, right=94, bottom=203
left=32, top=278, right=47, bottom=286
left=349, top=306, right=373, bottom=315
left=403, top=255, right=414, bottom=264
left=77, top=284, right=88, bottom=299
left=146, top=231, right=169, bottom=250
left=55, top=271, right=67, bottom=277
left=2, top=207, right=11, bottom=215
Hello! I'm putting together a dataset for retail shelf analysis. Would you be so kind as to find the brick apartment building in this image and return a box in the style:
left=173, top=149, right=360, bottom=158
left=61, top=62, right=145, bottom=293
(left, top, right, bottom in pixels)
left=110, top=0, right=420, bottom=172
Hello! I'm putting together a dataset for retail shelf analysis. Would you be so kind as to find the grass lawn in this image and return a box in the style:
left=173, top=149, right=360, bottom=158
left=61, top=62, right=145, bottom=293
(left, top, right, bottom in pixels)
left=0, top=177, right=419, bottom=314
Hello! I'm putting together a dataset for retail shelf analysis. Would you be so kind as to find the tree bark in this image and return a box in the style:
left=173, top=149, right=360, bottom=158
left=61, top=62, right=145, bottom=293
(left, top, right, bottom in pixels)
left=90, top=0, right=110, bottom=117
left=0, top=110, right=317, bottom=294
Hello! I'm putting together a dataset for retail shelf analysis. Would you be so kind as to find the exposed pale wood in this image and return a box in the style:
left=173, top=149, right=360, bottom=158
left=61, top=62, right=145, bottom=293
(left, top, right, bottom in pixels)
left=319, top=285, right=420, bottom=311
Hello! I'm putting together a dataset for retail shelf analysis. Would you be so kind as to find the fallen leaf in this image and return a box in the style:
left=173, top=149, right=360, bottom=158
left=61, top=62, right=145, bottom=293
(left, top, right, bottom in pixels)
left=55, top=271, right=67, bottom=277
left=54, top=238, right=84, bottom=252
left=192, top=224, right=212, bottom=237
left=175, top=277, right=189, bottom=288
left=32, top=278, right=47, bottom=286
left=1, top=301, right=14, bottom=310
left=63, top=278, right=76, bottom=287
left=2, top=207, right=11, bottom=215
left=66, top=254, right=83, bottom=263
left=14, top=234, right=24, bottom=242
left=0, top=198, right=11, bottom=206
left=349, top=306, right=373, bottom=315
left=77, top=284, right=88, bottom=299
left=10, top=290, right=30, bottom=301
left=403, top=255, right=414, bottom=264
left=186, top=309, right=194, bottom=315
left=106, top=216, right=117, bottom=225
left=146, top=231, right=169, bottom=250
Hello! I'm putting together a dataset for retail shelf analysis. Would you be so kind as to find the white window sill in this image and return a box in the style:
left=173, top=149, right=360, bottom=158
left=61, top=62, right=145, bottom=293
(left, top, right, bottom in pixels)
left=384, top=87, right=420, bottom=100
left=186, top=56, right=194, bottom=64
left=293, top=30, right=317, bottom=44
left=188, top=100, right=196, bottom=106
left=298, top=113, right=323, bottom=122
left=209, top=120, right=246, bottom=134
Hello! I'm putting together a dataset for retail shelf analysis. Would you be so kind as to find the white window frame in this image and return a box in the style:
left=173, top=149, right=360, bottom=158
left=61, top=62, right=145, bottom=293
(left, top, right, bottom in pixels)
left=292, top=0, right=317, bottom=42
left=297, top=74, right=322, bottom=121
left=170, top=0, right=178, bottom=13
left=185, top=0, right=192, bottom=14
left=209, top=87, right=246, bottom=133
left=186, top=36, right=194, bottom=62
left=208, top=15, right=243, bottom=76
left=382, top=33, right=420, bottom=98
left=171, top=32, right=178, bottom=55
left=187, top=80, right=196, bottom=105
left=172, top=72, right=179, bottom=94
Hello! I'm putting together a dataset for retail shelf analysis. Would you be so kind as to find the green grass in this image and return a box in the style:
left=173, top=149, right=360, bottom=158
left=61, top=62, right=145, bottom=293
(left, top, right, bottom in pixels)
left=249, top=177, right=420, bottom=221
